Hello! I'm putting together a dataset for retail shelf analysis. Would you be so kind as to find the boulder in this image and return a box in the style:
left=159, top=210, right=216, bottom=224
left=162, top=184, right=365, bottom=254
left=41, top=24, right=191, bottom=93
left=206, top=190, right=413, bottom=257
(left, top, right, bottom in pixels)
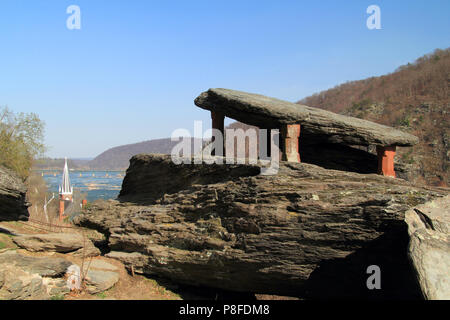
left=405, top=195, right=450, bottom=300
left=13, top=232, right=100, bottom=257
left=69, top=258, right=120, bottom=294
left=75, top=154, right=446, bottom=299
left=0, top=166, right=29, bottom=221
left=195, top=88, right=419, bottom=146
left=84, top=269, right=119, bottom=294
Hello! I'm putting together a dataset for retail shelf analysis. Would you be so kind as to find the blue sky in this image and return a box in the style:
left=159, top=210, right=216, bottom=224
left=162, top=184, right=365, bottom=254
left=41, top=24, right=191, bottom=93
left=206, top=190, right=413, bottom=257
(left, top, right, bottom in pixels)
left=0, top=0, right=449, bottom=158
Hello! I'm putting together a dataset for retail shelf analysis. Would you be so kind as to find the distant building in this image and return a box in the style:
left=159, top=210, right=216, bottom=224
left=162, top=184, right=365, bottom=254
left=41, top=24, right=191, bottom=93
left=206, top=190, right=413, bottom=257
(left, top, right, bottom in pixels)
left=59, top=157, right=73, bottom=221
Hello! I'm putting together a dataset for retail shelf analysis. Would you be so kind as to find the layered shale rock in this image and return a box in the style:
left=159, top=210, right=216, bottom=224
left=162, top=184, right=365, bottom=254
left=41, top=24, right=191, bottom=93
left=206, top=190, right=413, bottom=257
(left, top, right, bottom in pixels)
left=405, top=195, right=450, bottom=299
left=74, top=154, right=448, bottom=299
left=0, top=166, right=29, bottom=221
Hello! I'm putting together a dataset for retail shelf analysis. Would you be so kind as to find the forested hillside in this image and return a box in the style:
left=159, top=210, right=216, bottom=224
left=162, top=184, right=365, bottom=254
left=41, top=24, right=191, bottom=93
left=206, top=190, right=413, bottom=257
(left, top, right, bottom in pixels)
left=299, top=49, right=449, bottom=186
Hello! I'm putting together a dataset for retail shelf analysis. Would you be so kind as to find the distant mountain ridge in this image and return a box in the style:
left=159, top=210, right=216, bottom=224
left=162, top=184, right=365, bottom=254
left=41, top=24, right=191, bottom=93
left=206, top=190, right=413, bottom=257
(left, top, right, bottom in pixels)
left=88, top=138, right=204, bottom=170
left=35, top=138, right=197, bottom=171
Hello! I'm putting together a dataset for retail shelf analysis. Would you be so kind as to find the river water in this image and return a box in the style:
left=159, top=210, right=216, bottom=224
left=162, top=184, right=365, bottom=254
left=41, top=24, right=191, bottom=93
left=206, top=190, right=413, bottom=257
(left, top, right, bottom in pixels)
left=40, top=170, right=125, bottom=202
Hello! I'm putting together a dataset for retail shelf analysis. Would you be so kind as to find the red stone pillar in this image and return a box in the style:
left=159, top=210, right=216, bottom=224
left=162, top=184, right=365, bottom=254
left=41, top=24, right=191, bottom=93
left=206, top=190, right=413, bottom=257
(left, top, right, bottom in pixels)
left=59, top=199, right=65, bottom=221
left=211, top=111, right=225, bottom=156
left=281, top=124, right=301, bottom=163
left=377, top=146, right=396, bottom=178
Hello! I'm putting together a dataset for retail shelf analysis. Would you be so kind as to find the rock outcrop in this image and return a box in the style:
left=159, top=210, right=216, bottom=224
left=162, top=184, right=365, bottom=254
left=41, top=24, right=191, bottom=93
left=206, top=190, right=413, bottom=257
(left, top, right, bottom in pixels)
left=119, top=154, right=260, bottom=203
left=195, top=88, right=419, bottom=146
left=405, top=195, right=450, bottom=299
left=0, top=251, right=72, bottom=300
left=0, top=166, right=29, bottom=221
left=75, top=154, right=447, bottom=299
left=13, top=232, right=101, bottom=258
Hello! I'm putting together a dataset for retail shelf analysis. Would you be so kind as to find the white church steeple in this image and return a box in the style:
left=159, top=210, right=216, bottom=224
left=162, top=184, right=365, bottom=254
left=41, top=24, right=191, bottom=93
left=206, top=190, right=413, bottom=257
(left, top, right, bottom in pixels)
left=59, top=157, right=73, bottom=196
left=59, top=157, right=73, bottom=221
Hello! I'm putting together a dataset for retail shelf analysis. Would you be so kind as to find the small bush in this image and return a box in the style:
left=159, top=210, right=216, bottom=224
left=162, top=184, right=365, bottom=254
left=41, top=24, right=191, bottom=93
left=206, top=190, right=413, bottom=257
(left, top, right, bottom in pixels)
left=0, top=106, right=46, bottom=179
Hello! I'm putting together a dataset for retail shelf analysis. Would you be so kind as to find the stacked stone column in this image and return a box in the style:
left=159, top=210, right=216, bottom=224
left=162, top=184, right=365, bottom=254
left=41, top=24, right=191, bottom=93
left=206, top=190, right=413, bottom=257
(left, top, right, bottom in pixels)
left=211, top=112, right=225, bottom=156
left=281, top=124, right=301, bottom=163
left=377, top=146, right=396, bottom=178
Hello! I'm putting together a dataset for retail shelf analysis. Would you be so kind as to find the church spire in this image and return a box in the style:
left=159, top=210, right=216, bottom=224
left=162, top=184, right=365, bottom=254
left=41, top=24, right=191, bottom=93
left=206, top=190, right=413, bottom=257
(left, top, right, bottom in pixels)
left=59, top=157, right=73, bottom=195
left=59, top=157, right=73, bottom=221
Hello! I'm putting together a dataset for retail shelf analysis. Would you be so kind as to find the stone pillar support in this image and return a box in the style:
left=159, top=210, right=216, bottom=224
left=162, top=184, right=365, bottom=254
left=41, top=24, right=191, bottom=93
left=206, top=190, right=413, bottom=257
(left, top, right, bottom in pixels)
left=259, top=128, right=272, bottom=160
left=211, top=111, right=225, bottom=156
left=377, top=146, right=396, bottom=178
left=59, top=199, right=65, bottom=221
left=281, top=124, right=301, bottom=163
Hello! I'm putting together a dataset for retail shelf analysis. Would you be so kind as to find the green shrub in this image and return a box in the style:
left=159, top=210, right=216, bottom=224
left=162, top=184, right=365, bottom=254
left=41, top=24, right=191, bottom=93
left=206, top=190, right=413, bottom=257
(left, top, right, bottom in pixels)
left=0, top=106, right=46, bottom=179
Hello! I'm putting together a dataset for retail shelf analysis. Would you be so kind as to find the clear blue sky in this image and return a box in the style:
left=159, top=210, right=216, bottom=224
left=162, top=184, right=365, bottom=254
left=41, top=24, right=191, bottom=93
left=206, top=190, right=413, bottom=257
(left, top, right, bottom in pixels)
left=0, top=0, right=449, bottom=158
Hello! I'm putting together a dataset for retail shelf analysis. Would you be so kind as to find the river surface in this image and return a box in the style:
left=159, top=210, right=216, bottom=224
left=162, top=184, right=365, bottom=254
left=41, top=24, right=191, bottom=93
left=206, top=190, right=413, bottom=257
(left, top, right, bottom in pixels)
left=39, top=170, right=125, bottom=202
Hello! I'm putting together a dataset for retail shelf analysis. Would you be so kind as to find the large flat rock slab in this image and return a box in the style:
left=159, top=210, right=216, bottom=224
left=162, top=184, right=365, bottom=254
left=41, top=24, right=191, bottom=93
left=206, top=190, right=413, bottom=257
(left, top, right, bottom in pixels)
left=0, top=251, right=72, bottom=278
left=195, top=88, right=419, bottom=146
left=13, top=232, right=100, bottom=257
left=406, top=195, right=450, bottom=300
